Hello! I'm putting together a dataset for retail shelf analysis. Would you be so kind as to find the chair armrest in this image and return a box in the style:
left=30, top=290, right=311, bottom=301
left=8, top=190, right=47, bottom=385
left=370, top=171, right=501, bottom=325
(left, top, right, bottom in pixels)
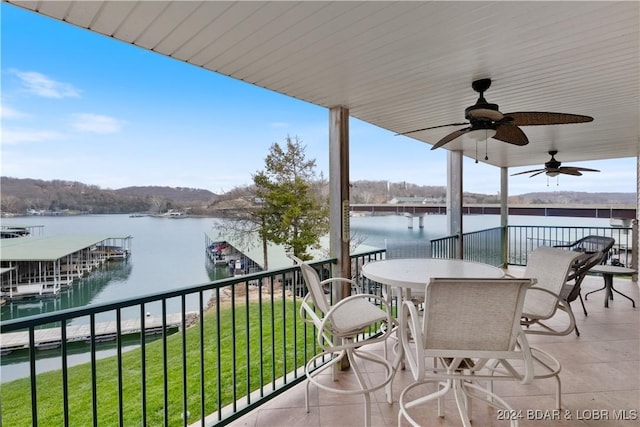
left=320, top=276, right=363, bottom=294
left=521, top=287, right=576, bottom=336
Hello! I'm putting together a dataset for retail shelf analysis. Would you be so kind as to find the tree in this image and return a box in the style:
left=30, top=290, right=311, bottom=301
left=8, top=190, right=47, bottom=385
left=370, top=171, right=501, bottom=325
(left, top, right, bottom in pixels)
left=254, top=135, right=329, bottom=260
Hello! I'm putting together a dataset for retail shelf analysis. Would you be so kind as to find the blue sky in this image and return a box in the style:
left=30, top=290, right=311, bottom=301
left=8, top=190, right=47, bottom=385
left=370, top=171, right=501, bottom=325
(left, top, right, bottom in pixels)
left=1, top=4, right=636, bottom=196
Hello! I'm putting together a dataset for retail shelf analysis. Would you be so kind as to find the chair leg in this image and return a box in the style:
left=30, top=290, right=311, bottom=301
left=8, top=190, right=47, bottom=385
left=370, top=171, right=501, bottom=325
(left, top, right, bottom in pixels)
left=578, top=293, right=588, bottom=316
left=452, top=379, right=473, bottom=427
left=347, top=348, right=372, bottom=427
left=554, top=373, right=562, bottom=410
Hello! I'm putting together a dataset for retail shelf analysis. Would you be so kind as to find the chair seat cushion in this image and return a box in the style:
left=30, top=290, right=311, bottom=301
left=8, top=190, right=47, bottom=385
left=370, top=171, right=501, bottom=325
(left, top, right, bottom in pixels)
left=330, top=298, right=388, bottom=334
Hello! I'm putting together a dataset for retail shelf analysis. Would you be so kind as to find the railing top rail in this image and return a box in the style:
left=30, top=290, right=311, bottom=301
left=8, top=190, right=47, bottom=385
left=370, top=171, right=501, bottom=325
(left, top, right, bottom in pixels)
left=508, top=225, right=631, bottom=231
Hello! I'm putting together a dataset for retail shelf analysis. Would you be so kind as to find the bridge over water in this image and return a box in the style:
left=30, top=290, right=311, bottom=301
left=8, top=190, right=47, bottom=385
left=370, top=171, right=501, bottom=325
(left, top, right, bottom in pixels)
left=350, top=204, right=636, bottom=228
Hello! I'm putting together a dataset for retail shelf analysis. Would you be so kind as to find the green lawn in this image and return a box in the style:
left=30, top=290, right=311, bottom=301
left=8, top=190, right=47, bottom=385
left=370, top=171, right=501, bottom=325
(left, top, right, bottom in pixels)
left=1, top=298, right=318, bottom=426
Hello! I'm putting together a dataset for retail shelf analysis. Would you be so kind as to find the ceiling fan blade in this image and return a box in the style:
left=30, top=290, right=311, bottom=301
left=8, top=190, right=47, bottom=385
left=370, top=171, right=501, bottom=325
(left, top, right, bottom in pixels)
left=529, top=170, right=546, bottom=177
left=568, top=166, right=600, bottom=172
left=395, top=122, right=469, bottom=136
left=505, top=112, right=594, bottom=126
left=511, top=168, right=545, bottom=176
left=559, top=168, right=583, bottom=176
left=430, top=128, right=471, bottom=150
left=493, top=123, right=529, bottom=146
left=559, top=166, right=600, bottom=175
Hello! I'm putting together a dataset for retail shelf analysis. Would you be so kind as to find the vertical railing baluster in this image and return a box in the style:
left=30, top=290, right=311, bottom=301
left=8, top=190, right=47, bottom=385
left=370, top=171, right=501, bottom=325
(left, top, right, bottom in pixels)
left=245, top=282, right=250, bottom=404
left=281, top=271, right=287, bottom=379
left=258, top=277, right=265, bottom=396
left=61, top=321, right=69, bottom=427
left=270, top=275, right=276, bottom=388
left=215, top=287, right=222, bottom=422
left=161, top=300, right=168, bottom=427
left=181, top=294, right=187, bottom=426
left=90, top=314, right=97, bottom=427
left=140, top=305, right=147, bottom=426
left=199, top=291, right=205, bottom=427
left=29, top=326, right=38, bottom=427
left=231, top=285, right=237, bottom=412
left=292, top=272, right=298, bottom=380
left=116, top=308, right=123, bottom=427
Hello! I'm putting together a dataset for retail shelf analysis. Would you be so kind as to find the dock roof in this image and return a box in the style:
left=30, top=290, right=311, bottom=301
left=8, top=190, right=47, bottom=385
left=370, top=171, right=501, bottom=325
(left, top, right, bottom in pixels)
left=0, top=235, right=130, bottom=262
left=206, top=231, right=379, bottom=270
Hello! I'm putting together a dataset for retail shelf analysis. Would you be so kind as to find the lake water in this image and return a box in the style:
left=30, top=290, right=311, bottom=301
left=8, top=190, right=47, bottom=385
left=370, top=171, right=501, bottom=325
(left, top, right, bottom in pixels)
left=0, top=213, right=611, bottom=381
left=1, top=213, right=612, bottom=322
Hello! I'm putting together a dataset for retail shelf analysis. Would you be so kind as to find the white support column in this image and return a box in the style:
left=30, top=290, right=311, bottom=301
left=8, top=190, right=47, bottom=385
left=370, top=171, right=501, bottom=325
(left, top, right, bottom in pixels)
left=418, top=215, right=424, bottom=229
left=447, top=151, right=463, bottom=259
left=329, top=106, right=351, bottom=292
left=329, top=106, right=351, bottom=372
left=501, top=167, right=509, bottom=268
left=407, top=214, right=414, bottom=229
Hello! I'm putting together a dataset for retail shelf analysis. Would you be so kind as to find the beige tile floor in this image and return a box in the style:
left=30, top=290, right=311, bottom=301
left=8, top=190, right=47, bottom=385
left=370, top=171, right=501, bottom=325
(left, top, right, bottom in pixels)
left=228, top=272, right=639, bottom=427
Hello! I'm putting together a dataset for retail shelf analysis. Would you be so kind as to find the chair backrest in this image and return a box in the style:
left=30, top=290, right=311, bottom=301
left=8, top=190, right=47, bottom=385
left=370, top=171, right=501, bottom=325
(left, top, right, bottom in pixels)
left=290, top=255, right=331, bottom=314
left=522, top=246, right=582, bottom=319
left=421, top=278, right=533, bottom=352
left=566, top=235, right=615, bottom=261
left=562, top=250, right=605, bottom=303
left=385, top=239, right=431, bottom=259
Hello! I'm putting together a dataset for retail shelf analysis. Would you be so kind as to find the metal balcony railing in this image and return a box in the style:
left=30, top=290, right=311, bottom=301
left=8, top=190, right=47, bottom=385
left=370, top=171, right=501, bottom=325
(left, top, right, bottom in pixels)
left=0, top=253, right=388, bottom=427
left=507, top=225, right=635, bottom=267
left=430, top=226, right=505, bottom=266
left=430, top=224, right=635, bottom=269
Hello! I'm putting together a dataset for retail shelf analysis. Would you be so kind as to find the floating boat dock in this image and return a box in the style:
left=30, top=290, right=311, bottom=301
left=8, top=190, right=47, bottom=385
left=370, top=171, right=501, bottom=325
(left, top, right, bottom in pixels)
left=204, top=233, right=264, bottom=276
left=0, top=312, right=191, bottom=355
left=0, top=234, right=132, bottom=300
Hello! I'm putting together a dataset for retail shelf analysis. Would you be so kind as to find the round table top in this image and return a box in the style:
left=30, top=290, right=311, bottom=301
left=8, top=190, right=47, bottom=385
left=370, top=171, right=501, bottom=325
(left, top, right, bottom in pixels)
left=361, top=258, right=505, bottom=290
left=589, top=265, right=637, bottom=275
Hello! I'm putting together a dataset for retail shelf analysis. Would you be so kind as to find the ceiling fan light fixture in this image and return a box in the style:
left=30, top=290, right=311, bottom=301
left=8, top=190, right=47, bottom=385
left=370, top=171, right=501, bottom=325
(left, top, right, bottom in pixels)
left=466, top=127, right=497, bottom=142
left=546, top=171, right=560, bottom=177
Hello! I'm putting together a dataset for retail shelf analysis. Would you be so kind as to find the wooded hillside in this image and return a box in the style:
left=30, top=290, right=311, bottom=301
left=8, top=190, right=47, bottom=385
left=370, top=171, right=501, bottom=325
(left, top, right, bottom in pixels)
left=0, top=176, right=635, bottom=215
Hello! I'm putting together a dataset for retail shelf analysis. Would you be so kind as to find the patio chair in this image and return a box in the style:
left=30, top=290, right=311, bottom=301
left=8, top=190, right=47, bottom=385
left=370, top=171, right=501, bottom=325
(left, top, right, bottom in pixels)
left=516, top=246, right=584, bottom=336
left=383, top=239, right=431, bottom=305
left=291, top=256, right=395, bottom=427
left=559, top=250, right=606, bottom=336
left=554, top=235, right=615, bottom=264
left=381, top=239, right=431, bottom=360
left=398, top=277, right=561, bottom=427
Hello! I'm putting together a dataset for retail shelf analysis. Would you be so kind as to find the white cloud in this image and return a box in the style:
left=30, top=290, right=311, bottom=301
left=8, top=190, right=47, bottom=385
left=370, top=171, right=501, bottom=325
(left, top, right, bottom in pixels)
left=0, top=104, right=30, bottom=120
left=1, top=128, right=67, bottom=145
left=14, top=70, right=81, bottom=98
left=71, top=113, right=125, bottom=134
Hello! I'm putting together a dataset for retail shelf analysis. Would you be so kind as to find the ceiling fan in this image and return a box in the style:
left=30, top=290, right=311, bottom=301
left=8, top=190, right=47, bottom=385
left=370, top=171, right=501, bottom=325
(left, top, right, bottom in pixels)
left=511, top=150, right=600, bottom=178
left=396, top=78, right=594, bottom=152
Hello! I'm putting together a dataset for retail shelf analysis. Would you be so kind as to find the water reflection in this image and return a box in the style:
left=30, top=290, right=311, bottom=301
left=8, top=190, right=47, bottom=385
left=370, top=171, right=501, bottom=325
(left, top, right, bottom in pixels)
left=1, top=260, right=132, bottom=321
left=205, top=255, right=232, bottom=282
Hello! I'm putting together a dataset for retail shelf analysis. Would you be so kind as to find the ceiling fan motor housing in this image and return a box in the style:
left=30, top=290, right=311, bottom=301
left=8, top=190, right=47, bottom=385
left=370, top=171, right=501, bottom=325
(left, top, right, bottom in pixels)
left=465, top=103, right=503, bottom=122
left=545, top=150, right=561, bottom=169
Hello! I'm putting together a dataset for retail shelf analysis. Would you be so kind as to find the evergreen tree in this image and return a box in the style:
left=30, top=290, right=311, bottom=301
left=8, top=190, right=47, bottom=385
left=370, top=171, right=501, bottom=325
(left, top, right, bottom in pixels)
left=254, top=135, right=329, bottom=260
